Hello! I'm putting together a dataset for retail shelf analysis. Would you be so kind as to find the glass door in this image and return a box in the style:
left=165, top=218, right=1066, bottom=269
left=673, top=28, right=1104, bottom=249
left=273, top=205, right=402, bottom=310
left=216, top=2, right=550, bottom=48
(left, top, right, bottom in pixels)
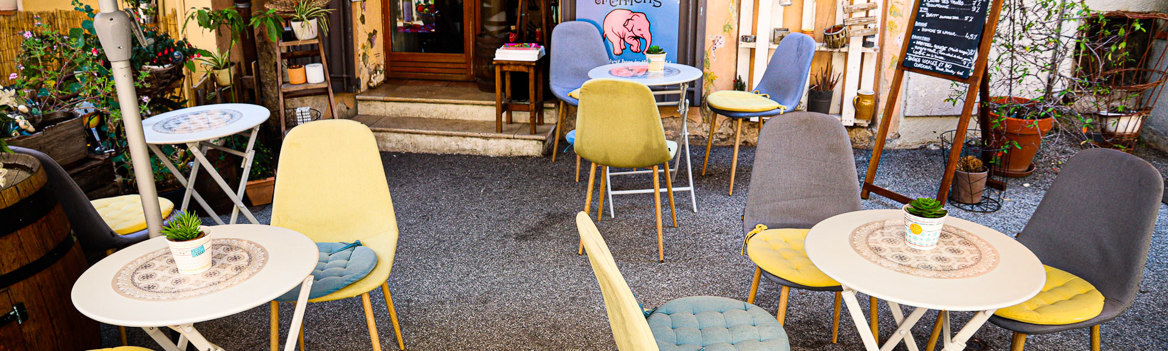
left=386, top=0, right=476, bottom=80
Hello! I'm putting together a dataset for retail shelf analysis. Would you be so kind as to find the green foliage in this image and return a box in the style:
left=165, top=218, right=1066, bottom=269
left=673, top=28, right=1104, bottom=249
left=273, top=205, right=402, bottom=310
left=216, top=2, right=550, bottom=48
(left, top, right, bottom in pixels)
left=183, top=7, right=247, bottom=47
left=291, top=0, right=334, bottom=37
left=809, top=61, right=840, bottom=93
left=645, top=45, right=664, bottom=55
left=250, top=9, right=286, bottom=43
left=11, top=19, right=111, bottom=118
left=162, top=210, right=205, bottom=242
left=199, top=49, right=233, bottom=70
left=906, top=198, right=947, bottom=219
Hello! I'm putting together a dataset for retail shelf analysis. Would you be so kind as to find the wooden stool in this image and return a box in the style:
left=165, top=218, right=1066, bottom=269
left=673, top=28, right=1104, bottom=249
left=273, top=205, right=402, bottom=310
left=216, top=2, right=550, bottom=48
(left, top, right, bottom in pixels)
left=494, top=58, right=546, bottom=134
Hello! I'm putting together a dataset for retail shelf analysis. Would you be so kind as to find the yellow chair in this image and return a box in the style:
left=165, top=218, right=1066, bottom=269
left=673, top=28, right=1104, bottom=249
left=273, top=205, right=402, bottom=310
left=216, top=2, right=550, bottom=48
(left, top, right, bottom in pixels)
left=574, top=79, right=678, bottom=262
left=270, top=119, right=405, bottom=351
left=89, top=348, right=153, bottom=351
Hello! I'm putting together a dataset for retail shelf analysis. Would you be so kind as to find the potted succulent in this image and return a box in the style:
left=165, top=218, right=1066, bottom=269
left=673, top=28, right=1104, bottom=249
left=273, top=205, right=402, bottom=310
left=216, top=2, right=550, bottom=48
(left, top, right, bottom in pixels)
left=162, top=210, right=213, bottom=275
left=290, top=0, right=334, bottom=40
left=951, top=156, right=988, bottom=204
left=807, top=62, right=840, bottom=114
left=645, top=45, right=666, bottom=72
left=903, top=197, right=947, bottom=250
left=199, top=49, right=235, bottom=87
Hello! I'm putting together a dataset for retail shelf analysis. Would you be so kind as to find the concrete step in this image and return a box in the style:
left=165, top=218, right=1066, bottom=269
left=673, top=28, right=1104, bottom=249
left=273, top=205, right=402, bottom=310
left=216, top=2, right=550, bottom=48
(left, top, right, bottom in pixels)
left=354, top=115, right=556, bottom=157
left=356, top=84, right=557, bottom=122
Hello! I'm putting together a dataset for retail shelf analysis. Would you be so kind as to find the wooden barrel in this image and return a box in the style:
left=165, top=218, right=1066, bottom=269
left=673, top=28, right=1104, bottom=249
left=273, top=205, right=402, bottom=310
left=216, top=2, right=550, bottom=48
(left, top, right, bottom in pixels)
left=0, top=154, right=100, bottom=350
left=474, top=33, right=511, bottom=92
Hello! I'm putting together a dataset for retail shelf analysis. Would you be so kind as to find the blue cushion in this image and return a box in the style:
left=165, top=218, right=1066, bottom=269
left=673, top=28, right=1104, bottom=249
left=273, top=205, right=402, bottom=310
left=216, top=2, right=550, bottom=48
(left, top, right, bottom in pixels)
left=276, top=242, right=378, bottom=301
left=647, top=296, right=790, bottom=351
left=552, top=84, right=581, bottom=106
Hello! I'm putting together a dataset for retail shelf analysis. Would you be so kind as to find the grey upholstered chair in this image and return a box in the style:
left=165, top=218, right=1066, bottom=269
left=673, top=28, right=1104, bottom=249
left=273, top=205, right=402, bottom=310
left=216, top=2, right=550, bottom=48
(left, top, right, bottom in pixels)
left=982, top=148, right=1162, bottom=351
left=703, top=33, right=816, bottom=195
left=740, top=112, right=880, bottom=344
left=550, top=21, right=610, bottom=169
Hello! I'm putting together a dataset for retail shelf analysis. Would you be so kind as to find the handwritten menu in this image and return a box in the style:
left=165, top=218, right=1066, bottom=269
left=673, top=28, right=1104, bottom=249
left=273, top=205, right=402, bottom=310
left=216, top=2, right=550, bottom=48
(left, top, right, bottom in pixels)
left=903, top=0, right=991, bottom=79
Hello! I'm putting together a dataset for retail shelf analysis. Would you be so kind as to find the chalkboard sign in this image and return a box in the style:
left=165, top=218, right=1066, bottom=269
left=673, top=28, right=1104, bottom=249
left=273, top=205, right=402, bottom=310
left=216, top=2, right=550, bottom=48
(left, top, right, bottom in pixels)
left=903, top=0, right=991, bottom=79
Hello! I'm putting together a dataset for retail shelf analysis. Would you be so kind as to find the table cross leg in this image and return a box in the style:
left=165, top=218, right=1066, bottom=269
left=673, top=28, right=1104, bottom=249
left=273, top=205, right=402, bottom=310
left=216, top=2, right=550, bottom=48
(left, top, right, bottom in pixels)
left=284, top=276, right=314, bottom=351
left=940, top=309, right=995, bottom=351
left=170, top=324, right=224, bottom=351
left=186, top=142, right=260, bottom=224
left=148, top=144, right=225, bottom=225
left=141, top=326, right=183, bottom=351
left=841, top=288, right=881, bottom=350
left=225, top=126, right=260, bottom=224
left=181, top=143, right=207, bottom=214
left=883, top=301, right=927, bottom=351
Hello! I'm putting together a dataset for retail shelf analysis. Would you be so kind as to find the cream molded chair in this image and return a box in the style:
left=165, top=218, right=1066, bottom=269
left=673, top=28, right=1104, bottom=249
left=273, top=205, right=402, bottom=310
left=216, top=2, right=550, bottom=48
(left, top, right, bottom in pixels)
left=270, top=119, right=405, bottom=351
left=577, top=212, right=790, bottom=351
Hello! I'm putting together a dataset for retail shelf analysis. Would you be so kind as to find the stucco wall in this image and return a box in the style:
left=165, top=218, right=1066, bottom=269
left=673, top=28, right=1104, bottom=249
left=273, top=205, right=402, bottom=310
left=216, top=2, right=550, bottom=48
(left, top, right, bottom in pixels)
left=353, top=0, right=386, bottom=90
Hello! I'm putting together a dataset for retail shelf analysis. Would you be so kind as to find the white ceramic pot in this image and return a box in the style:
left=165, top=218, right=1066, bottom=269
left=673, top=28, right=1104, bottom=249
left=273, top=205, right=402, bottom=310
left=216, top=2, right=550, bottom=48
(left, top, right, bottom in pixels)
left=291, top=19, right=319, bottom=40
left=167, top=233, right=213, bottom=275
left=0, top=0, right=17, bottom=11
left=903, top=205, right=945, bottom=250
left=646, top=53, right=666, bottom=72
left=305, top=63, right=326, bottom=84
left=213, top=66, right=233, bottom=87
left=1099, top=111, right=1145, bottom=136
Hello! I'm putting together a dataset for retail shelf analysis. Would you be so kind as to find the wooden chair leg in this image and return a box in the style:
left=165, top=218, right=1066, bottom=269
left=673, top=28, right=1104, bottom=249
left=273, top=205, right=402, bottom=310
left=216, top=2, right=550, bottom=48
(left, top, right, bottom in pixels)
left=119, top=326, right=128, bottom=346
left=597, top=166, right=607, bottom=222
left=270, top=301, right=279, bottom=351
left=552, top=101, right=565, bottom=162
left=832, top=292, right=843, bottom=344
left=747, top=267, right=762, bottom=304
left=382, top=283, right=406, bottom=350
left=925, top=310, right=944, bottom=351
left=1090, top=325, right=1100, bottom=351
left=702, top=115, right=718, bottom=175
left=870, top=296, right=879, bottom=344
left=652, top=165, right=664, bottom=262
left=776, top=285, right=790, bottom=325
left=575, top=156, right=581, bottom=182
left=579, top=163, right=597, bottom=255
left=361, top=293, right=383, bottom=351
left=728, top=119, right=743, bottom=196
left=663, top=162, right=677, bottom=227
left=1010, top=332, right=1027, bottom=351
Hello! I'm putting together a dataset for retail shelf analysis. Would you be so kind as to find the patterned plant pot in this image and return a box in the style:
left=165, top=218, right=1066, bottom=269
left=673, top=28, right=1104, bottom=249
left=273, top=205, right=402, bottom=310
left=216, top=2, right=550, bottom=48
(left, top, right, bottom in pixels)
left=166, top=233, right=213, bottom=275
left=647, top=53, right=666, bottom=72
left=903, top=205, right=946, bottom=250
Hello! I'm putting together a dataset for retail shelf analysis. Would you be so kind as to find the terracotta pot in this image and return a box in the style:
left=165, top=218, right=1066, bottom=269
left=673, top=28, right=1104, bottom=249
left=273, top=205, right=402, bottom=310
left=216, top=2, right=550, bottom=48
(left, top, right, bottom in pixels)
left=951, top=169, right=988, bottom=204
left=853, top=89, right=876, bottom=121
left=291, top=19, right=319, bottom=40
left=245, top=177, right=276, bottom=206
left=288, top=65, right=307, bottom=85
left=807, top=90, right=833, bottom=114
left=986, top=97, right=1054, bottom=176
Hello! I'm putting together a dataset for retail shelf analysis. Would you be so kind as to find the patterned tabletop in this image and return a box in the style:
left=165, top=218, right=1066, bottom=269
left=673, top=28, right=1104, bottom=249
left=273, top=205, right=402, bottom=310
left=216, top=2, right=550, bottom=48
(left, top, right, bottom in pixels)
left=113, top=239, right=268, bottom=301
left=151, top=109, right=244, bottom=135
left=849, top=219, right=999, bottom=279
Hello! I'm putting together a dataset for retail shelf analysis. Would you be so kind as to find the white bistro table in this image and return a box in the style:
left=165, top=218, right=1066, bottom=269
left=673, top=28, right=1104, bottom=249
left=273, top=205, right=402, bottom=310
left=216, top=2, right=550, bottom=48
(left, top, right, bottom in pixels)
left=805, top=209, right=1045, bottom=351
left=587, top=62, right=703, bottom=215
left=72, top=225, right=318, bottom=351
left=142, top=103, right=270, bottom=224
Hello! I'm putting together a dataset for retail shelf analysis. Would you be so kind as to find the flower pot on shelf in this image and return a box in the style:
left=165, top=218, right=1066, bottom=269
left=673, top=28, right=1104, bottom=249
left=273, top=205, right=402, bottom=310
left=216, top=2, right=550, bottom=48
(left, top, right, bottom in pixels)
left=291, top=18, right=319, bottom=40
left=166, top=232, right=213, bottom=275
left=288, top=65, right=307, bottom=85
left=951, top=168, right=989, bottom=204
left=903, top=204, right=946, bottom=250
left=986, top=96, right=1053, bottom=177
left=807, top=90, right=833, bottom=114
left=305, top=63, right=326, bottom=84
left=244, top=177, right=276, bottom=206
left=824, top=25, right=848, bottom=49
left=212, top=66, right=234, bottom=87
left=646, top=53, right=666, bottom=72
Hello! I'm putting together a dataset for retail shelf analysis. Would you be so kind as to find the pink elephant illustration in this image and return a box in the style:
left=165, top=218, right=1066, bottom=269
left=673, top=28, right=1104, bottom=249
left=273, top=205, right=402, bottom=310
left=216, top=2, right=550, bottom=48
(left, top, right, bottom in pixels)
left=602, top=9, right=652, bottom=56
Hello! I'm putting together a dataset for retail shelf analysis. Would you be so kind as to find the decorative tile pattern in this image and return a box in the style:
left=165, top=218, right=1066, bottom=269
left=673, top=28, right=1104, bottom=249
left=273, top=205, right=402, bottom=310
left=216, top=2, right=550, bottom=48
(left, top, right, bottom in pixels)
left=152, top=109, right=243, bottom=134
left=113, top=239, right=268, bottom=300
left=849, top=219, right=999, bottom=279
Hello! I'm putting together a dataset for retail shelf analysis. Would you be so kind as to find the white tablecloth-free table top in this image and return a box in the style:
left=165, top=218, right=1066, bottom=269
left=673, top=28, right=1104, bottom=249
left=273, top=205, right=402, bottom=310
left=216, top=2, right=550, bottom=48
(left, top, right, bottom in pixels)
left=72, top=225, right=317, bottom=327
left=588, top=62, right=704, bottom=86
left=142, top=103, right=270, bottom=145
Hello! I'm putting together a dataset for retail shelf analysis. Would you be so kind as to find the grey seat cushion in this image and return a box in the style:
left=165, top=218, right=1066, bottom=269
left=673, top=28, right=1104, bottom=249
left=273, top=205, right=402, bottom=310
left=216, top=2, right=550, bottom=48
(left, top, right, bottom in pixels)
left=648, top=296, right=790, bottom=351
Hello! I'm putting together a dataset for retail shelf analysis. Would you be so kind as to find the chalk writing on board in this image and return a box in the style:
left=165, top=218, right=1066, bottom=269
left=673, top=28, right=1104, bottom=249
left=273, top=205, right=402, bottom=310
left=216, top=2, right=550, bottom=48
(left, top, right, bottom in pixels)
left=903, top=0, right=990, bottom=79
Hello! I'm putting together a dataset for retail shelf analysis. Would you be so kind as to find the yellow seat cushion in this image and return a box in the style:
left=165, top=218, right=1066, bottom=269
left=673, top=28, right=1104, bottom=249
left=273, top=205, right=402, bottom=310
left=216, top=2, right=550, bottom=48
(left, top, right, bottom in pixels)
left=568, top=88, right=581, bottom=99
left=747, top=228, right=839, bottom=287
left=707, top=90, right=784, bottom=112
left=90, top=347, right=155, bottom=351
left=994, top=265, right=1105, bottom=325
left=91, top=195, right=175, bottom=235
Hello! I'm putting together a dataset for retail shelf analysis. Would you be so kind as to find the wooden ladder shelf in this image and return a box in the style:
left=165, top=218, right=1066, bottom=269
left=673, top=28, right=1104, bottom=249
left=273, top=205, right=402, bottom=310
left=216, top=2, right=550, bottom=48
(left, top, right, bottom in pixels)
left=275, top=38, right=339, bottom=136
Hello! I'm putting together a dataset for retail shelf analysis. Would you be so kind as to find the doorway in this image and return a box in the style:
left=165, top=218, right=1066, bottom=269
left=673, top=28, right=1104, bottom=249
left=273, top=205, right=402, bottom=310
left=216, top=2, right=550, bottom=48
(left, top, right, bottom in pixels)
left=384, top=0, right=477, bottom=80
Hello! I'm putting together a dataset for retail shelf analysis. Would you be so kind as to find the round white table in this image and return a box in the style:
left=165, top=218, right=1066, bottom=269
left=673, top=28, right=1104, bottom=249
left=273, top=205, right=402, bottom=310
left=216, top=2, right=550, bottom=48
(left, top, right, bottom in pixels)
left=72, top=225, right=318, bottom=351
left=142, top=103, right=270, bottom=225
left=586, top=63, right=704, bottom=215
left=805, top=209, right=1045, bottom=351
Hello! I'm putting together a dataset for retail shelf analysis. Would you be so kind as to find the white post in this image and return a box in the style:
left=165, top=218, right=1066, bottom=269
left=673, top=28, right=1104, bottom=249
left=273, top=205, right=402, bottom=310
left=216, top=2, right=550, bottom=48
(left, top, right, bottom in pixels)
left=93, top=0, right=164, bottom=238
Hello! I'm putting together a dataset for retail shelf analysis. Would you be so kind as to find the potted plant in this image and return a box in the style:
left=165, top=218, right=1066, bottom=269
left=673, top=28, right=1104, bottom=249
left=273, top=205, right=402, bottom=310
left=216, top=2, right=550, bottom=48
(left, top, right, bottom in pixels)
left=244, top=142, right=276, bottom=206
left=985, top=97, right=1054, bottom=176
left=951, top=156, right=988, bottom=204
left=162, top=210, right=214, bottom=275
left=288, top=64, right=307, bottom=85
left=290, top=0, right=334, bottom=40
left=807, top=62, right=840, bottom=114
left=903, top=197, right=947, bottom=250
left=645, top=45, right=666, bottom=72
left=200, top=49, right=235, bottom=87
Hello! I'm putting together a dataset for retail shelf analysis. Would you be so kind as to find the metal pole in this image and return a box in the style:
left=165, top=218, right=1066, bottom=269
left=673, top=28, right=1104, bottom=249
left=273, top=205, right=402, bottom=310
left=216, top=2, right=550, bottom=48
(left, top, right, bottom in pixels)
left=93, top=0, right=164, bottom=238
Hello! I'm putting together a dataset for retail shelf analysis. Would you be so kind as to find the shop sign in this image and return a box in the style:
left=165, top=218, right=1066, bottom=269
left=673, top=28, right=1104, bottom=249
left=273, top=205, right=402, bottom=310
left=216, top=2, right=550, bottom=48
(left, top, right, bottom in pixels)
left=575, top=0, right=680, bottom=63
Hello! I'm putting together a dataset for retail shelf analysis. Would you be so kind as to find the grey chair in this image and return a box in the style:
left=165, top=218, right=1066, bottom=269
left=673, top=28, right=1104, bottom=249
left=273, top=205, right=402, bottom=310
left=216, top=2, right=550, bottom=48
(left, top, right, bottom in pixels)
left=550, top=21, right=610, bottom=166
left=983, top=148, right=1162, bottom=351
left=703, top=33, right=816, bottom=195
left=740, top=112, right=879, bottom=344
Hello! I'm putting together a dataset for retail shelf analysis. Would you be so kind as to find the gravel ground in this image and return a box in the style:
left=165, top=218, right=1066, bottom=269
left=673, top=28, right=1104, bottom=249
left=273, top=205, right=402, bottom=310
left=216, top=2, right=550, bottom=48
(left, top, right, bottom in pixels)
left=103, top=133, right=1168, bottom=350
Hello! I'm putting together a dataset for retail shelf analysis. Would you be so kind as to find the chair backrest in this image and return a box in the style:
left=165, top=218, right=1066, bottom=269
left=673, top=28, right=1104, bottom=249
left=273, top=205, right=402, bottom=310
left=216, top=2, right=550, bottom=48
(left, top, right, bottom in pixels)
left=11, top=147, right=124, bottom=253
left=753, top=33, right=817, bottom=108
left=272, top=120, right=400, bottom=257
left=1018, top=148, right=1162, bottom=309
left=550, top=22, right=611, bottom=92
left=576, top=212, right=661, bottom=351
left=574, top=79, right=671, bottom=168
left=743, top=112, right=861, bottom=233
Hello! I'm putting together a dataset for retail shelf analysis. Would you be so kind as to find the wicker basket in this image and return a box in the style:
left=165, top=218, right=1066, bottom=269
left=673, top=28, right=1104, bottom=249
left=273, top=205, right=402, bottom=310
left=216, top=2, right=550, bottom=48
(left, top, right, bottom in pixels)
left=135, top=64, right=186, bottom=98
left=823, top=25, right=848, bottom=49
left=284, top=107, right=321, bottom=131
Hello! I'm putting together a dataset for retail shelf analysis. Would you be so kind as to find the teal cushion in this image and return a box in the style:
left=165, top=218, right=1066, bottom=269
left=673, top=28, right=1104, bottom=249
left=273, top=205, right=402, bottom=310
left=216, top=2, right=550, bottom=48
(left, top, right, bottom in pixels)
left=648, top=296, right=790, bottom=351
left=276, top=241, right=378, bottom=301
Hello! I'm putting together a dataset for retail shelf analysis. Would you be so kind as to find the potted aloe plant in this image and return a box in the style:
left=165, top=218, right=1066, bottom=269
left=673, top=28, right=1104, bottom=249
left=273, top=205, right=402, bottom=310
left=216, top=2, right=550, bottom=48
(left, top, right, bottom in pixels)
left=290, top=0, right=333, bottom=40
left=903, top=197, right=947, bottom=250
left=807, top=62, right=840, bottom=114
left=163, top=210, right=213, bottom=275
left=199, top=49, right=234, bottom=87
left=645, top=45, right=666, bottom=72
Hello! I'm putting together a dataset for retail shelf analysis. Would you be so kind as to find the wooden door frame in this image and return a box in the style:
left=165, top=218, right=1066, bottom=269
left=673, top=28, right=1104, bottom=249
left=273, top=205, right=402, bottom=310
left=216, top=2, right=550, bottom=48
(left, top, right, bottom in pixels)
left=383, top=0, right=478, bottom=80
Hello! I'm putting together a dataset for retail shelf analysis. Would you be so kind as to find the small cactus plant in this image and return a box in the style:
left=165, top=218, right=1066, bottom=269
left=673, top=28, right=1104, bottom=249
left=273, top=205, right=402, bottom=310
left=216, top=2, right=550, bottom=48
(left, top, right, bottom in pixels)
left=645, top=45, right=665, bottom=55
left=162, top=211, right=205, bottom=242
left=956, top=156, right=985, bottom=173
left=906, top=198, right=947, bottom=218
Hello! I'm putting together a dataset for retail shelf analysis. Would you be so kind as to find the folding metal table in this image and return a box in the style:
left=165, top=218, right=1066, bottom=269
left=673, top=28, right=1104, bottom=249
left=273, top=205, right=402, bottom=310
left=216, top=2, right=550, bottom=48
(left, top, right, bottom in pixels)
left=142, top=103, right=269, bottom=224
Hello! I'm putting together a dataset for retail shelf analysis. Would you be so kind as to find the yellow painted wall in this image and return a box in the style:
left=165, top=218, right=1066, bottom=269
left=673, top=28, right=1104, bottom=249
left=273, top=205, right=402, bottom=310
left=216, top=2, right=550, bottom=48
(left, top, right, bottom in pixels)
left=19, top=0, right=96, bottom=13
